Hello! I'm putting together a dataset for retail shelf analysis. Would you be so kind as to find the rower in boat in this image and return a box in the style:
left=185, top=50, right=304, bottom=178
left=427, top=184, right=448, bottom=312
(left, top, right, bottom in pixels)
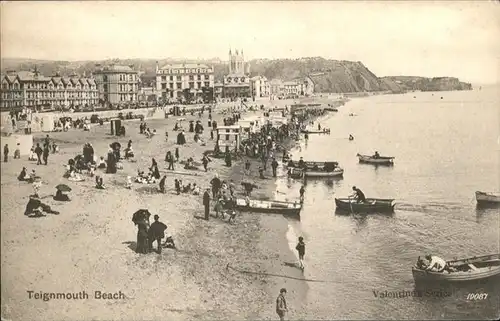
left=298, top=157, right=305, bottom=168
left=351, top=186, right=366, bottom=203
left=373, top=151, right=380, bottom=159
left=424, top=254, right=448, bottom=272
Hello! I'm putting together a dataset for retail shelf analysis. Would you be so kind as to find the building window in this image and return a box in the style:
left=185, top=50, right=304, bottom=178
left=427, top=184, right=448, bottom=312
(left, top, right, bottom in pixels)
left=162, top=83, right=166, bottom=90
left=162, top=76, right=166, bottom=81
left=197, top=75, right=201, bottom=81
left=177, top=76, right=181, bottom=81
left=170, top=76, right=174, bottom=81
left=169, top=83, right=174, bottom=89
left=204, top=82, right=209, bottom=87
left=177, top=83, right=182, bottom=89
left=189, top=75, right=194, bottom=81
left=205, top=75, right=209, bottom=80
left=197, top=82, right=201, bottom=88
left=189, top=82, right=194, bottom=89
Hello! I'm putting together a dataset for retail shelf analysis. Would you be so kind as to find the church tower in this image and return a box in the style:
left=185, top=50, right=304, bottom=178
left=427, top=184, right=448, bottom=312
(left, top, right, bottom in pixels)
left=228, top=48, right=246, bottom=75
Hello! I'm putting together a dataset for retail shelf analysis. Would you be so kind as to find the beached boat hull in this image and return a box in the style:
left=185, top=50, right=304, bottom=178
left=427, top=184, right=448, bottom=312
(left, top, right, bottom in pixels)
left=301, top=130, right=330, bottom=134
left=304, top=169, right=344, bottom=178
left=475, top=191, right=500, bottom=205
left=335, top=198, right=395, bottom=213
left=412, top=254, right=500, bottom=283
left=357, top=154, right=394, bottom=165
left=235, top=198, right=302, bottom=217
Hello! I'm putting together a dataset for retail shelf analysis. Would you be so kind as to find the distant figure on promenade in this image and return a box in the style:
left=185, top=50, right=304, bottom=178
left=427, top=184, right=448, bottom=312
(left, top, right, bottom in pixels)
left=304, top=132, right=309, bottom=141
left=299, top=185, right=305, bottom=203
left=276, top=288, right=288, bottom=321
left=295, top=236, right=306, bottom=270
left=203, top=188, right=211, bottom=220
left=42, top=144, right=50, bottom=165
left=14, top=143, right=21, bottom=159
left=349, top=134, right=354, bottom=141
left=202, top=155, right=211, bottom=172
left=159, top=175, right=166, bottom=193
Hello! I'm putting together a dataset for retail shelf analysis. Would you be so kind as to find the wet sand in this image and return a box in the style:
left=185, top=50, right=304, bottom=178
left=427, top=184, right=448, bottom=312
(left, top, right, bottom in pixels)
left=1, top=99, right=331, bottom=320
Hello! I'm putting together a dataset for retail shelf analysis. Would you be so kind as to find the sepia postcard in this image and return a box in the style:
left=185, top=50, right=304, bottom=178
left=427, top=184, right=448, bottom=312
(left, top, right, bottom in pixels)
left=1, top=1, right=499, bottom=320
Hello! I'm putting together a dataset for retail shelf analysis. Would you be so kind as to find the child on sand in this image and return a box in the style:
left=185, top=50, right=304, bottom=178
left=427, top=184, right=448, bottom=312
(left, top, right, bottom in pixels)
left=295, top=236, right=306, bottom=270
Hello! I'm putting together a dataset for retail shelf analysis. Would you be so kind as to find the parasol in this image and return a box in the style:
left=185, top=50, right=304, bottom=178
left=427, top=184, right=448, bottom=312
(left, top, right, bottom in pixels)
left=55, top=184, right=72, bottom=192
left=132, top=209, right=151, bottom=224
left=111, top=142, right=121, bottom=149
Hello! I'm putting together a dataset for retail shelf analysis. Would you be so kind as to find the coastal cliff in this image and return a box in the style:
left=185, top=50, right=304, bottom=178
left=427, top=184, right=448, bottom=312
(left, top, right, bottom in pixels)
left=380, top=76, right=473, bottom=92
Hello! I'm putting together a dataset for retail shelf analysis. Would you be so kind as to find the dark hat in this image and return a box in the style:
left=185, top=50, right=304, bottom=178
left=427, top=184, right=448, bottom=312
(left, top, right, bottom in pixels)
left=280, top=288, right=287, bottom=293
left=154, top=214, right=159, bottom=220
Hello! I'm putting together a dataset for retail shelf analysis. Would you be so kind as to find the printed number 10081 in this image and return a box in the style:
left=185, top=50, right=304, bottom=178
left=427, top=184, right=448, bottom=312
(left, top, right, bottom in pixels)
left=467, top=293, right=488, bottom=300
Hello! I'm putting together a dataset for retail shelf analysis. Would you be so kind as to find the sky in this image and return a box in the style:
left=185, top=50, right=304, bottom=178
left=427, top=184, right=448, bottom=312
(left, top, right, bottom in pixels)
left=1, top=1, right=499, bottom=84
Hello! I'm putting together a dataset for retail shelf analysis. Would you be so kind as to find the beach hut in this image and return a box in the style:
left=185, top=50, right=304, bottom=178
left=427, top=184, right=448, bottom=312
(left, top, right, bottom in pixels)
left=215, top=125, right=241, bottom=152
left=110, top=118, right=122, bottom=136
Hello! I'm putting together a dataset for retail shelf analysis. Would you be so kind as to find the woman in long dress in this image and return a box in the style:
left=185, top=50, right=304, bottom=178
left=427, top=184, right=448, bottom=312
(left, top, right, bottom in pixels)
left=136, top=221, right=150, bottom=254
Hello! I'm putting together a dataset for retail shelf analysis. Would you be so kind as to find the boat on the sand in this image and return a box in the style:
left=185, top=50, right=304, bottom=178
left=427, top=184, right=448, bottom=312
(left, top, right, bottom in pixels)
left=335, top=198, right=396, bottom=213
left=412, top=254, right=500, bottom=283
left=288, top=160, right=339, bottom=169
left=234, top=198, right=302, bottom=217
left=475, top=191, right=500, bottom=205
left=357, top=153, right=395, bottom=165
left=301, top=129, right=330, bottom=134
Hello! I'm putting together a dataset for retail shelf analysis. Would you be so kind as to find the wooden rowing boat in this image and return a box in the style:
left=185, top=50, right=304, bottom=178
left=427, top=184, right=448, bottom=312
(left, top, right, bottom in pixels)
left=234, top=198, right=302, bottom=217
left=301, top=129, right=330, bottom=134
left=287, top=167, right=304, bottom=179
left=304, top=168, right=344, bottom=178
left=475, top=191, right=500, bottom=205
left=288, top=160, right=339, bottom=169
left=335, top=198, right=396, bottom=213
left=412, top=254, right=500, bottom=283
left=357, top=153, right=395, bottom=165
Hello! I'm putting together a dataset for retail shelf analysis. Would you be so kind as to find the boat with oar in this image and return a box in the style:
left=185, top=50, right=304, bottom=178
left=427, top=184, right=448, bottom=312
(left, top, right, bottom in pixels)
left=357, top=153, right=395, bottom=165
left=475, top=191, right=500, bottom=206
left=412, top=254, right=500, bottom=283
left=234, top=198, right=302, bottom=218
left=335, top=198, right=396, bottom=213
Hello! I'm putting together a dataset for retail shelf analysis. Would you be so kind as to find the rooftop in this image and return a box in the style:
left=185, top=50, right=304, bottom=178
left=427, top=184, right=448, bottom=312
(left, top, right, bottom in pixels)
left=160, top=63, right=211, bottom=70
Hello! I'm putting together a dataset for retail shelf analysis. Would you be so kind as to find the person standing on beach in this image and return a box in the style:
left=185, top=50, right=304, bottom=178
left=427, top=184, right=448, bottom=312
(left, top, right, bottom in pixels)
left=3, top=144, right=9, bottom=162
left=299, top=186, right=305, bottom=203
left=42, top=144, right=50, bottom=165
left=295, top=236, right=306, bottom=270
left=271, top=158, right=279, bottom=177
left=148, top=215, right=167, bottom=254
left=203, top=188, right=211, bottom=220
left=34, top=143, right=43, bottom=165
left=175, top=147, right=180, bottom=161
left=276, top=288, right=288, bottom=321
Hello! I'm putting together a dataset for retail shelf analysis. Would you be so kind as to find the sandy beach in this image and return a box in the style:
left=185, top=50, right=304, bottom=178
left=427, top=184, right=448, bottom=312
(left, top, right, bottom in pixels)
left=1, top=98, right=333, bottom=321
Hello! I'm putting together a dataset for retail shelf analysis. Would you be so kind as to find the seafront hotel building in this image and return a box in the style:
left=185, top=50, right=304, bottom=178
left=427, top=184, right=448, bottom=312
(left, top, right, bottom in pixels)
left=155, top=63, right=215, bottom=102
left=0, top=70, right=99, bottom=110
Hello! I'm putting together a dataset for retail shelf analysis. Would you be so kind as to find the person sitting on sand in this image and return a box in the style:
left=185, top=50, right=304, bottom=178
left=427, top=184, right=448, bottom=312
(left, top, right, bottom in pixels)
left=214, top=197, right=224, bottom=218
left=52, top=142, right=59, bottom=153
left=174, top=122, right=180, bottom=131
left=182, top=183, right=192, bottom=193
left=88, top=164, right=96, bottom=177
left=95, top=176, right=105, bottom=189
left=259, top=166, right=265, bottom=179
left=97, top=156, right=106, bottom=169
left=18, top=167, right=28, bottom=181
left=192, top=183, right=200, bottom=195
left=68, top=171, right=84, bottom=182
left=126, top=176, right=133, bottom=189
left=28, top=146, right=37, bottom=161
left=83, top=123, right=90, bottom=131
left=174, top=179, right=181, bottom=195
left=125, top=146, right=135, bottom=159
left=54, top=189, right=70, bottom=202
left=144, top=127, right=152, bottom=138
